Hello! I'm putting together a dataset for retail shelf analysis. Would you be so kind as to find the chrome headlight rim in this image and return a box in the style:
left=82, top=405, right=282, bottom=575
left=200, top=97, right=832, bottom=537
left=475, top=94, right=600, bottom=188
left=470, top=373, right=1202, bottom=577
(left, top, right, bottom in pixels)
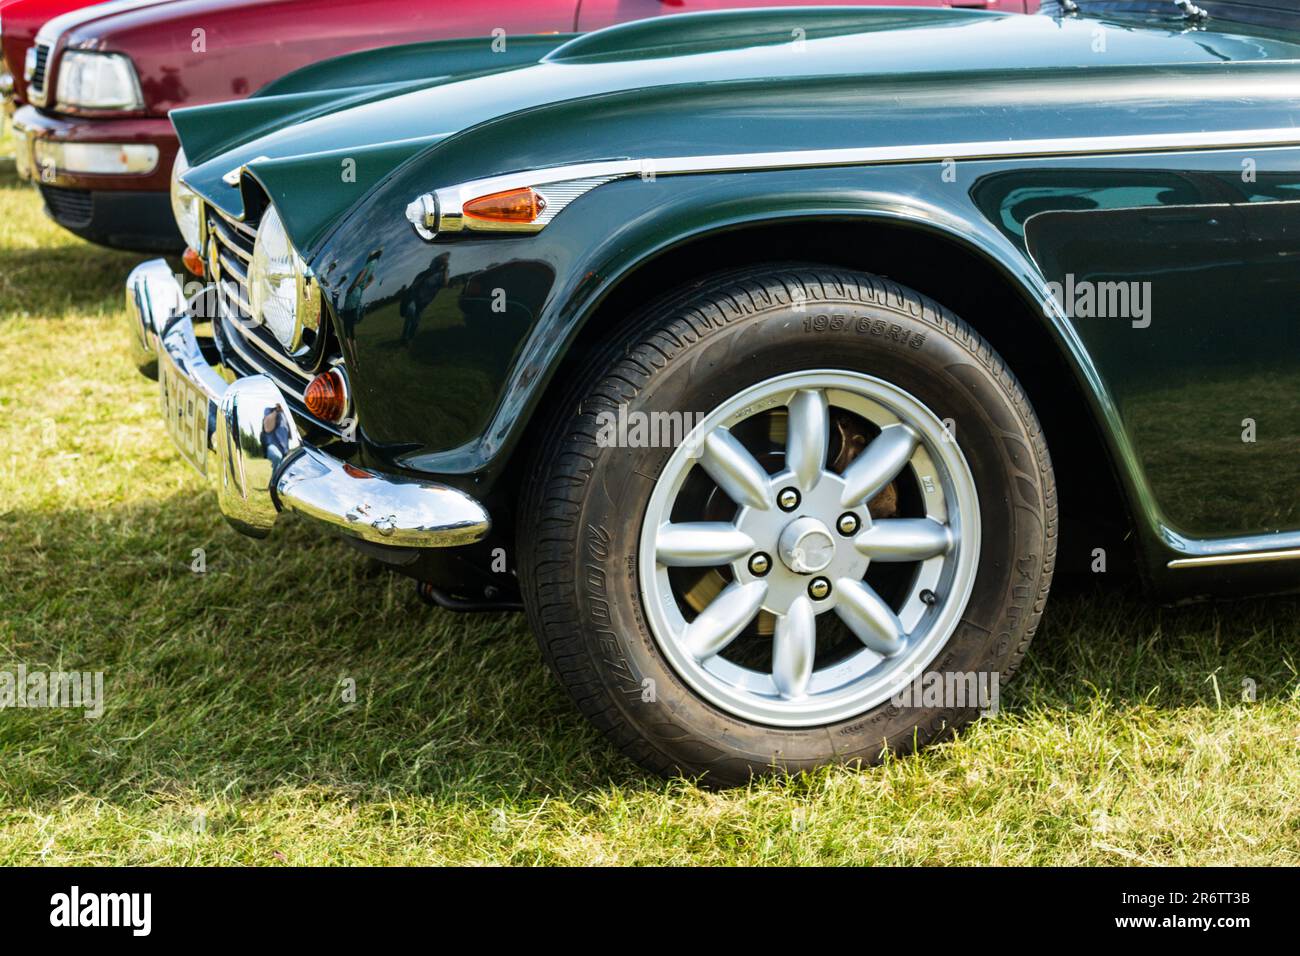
left=169, top=149, right=202, bottom=253
left=54, top=50, right=144, bottom=112
left=248, top=204, right=321, bottom=356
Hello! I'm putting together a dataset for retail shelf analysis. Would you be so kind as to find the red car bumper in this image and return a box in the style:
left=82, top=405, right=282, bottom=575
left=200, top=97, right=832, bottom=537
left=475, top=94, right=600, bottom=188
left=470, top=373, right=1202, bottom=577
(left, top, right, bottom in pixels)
left=10, top=104, right=180, bottom=251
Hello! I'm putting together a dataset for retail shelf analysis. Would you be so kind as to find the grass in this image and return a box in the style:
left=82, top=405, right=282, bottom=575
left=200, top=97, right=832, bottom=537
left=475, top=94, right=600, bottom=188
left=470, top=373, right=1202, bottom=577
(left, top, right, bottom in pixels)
left=2, top=138, right=1299, bottom=866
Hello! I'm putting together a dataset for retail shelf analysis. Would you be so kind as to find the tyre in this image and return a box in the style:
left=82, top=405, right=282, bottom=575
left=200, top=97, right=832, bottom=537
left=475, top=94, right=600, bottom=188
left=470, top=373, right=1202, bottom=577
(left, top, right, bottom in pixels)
left=518, top=265, right=1056, bottom=785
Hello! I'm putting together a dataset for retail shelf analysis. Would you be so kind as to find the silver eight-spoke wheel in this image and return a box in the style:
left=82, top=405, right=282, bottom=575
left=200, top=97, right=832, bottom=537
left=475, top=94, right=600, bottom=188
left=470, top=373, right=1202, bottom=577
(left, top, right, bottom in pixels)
left=638, top=370, right=981, bottom=727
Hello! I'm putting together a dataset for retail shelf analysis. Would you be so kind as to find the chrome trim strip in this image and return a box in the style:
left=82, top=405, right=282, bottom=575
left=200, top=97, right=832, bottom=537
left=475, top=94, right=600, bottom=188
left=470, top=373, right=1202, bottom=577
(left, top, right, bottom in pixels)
left=218, top=251, right=248, bottom=282
left=219, top=278, right=252, bottom=317
left=211, top=221, right=253, bottom=263
left=223, top=155, right=270, bottom=188
left=1168, top=548, right=1300, bottom=569
left=220, top=313, right=306, bottom=392
left=533, top=177, right=621, bottom=222
left=217, top=295, right=312, bottom=382
left=218, top=244, right=251, bottom=268
left=416, top=127, right=1300, bottom=239
left=210, top=208, right=257, bottom=241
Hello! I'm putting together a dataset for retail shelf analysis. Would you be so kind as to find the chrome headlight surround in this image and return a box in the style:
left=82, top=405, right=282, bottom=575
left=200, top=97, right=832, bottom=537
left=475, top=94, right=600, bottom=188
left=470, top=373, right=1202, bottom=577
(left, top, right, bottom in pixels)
left=247, top=204, right=321, bottom=355
left=170, top=149, right=201, bottom=252
left=55, top=50, right=144, bottom=111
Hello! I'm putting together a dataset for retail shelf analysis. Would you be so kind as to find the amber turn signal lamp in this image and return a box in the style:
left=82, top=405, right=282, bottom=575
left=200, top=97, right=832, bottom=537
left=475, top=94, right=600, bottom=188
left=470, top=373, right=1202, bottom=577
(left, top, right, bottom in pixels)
left=462, top=187, right=547, bottom=224
left=304, top=368, right=348, bottom=423
left=182, top=246, right=205, bottom=277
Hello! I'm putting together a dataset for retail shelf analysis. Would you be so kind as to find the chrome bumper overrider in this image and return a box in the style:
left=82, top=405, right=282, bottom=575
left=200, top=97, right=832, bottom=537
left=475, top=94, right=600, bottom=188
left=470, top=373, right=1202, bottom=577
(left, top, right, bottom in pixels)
left=124, top=259, right=491, bottom=548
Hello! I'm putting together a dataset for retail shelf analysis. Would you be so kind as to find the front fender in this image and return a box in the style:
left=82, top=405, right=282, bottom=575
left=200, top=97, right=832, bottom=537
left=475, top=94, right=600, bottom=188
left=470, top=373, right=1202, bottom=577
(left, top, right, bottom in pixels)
left=315, top=159, right=1129, bottom=502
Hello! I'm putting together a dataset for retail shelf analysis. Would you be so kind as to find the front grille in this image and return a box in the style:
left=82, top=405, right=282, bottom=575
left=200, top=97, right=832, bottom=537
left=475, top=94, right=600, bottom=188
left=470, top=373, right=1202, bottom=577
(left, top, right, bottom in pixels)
left=209, top=211, right=257, bottom=321
left=27, top=44, right=50, bottom=102
left=40, top=184, right=93, bottom=227
left=206, top=204, right=344, bottom=432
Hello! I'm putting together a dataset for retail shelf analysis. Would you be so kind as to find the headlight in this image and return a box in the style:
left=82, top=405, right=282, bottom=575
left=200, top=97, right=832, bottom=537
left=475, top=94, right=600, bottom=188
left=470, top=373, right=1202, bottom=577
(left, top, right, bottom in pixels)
left=248, top=205, right=321, bottom=354
left=170, top=149, right=201, bottom=252
left=56, top=51, right=143, bottom=110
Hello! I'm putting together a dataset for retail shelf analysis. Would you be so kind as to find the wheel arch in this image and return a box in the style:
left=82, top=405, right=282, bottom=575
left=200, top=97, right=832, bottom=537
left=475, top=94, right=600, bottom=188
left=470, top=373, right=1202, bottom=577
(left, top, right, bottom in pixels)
left=505, top=210, right=1147, bottom=580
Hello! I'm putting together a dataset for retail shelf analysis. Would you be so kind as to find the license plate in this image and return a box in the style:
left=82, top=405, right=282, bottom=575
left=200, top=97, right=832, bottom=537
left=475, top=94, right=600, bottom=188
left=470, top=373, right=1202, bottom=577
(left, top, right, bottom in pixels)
left=160, top=355, right=210, bottom=475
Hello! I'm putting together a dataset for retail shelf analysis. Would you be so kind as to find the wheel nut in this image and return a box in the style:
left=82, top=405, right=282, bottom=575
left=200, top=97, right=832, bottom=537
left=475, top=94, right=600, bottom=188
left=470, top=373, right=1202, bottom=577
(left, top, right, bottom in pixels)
left=748, top=552, right=771, bottom=577
left=808, top=577, right=831, bottom=600
left=837, top=512, right=859, bottom=536
left=777, top=488, right=800, bottom=512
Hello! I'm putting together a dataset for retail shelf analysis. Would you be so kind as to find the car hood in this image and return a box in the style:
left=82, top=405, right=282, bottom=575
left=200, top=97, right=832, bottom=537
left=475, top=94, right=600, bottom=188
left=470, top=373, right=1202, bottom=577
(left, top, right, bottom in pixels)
left=32, top=0, right=175, bottom=44
left=174, top=5, right=1300, bottom=254
left=3, top=0, right=104, bottom=41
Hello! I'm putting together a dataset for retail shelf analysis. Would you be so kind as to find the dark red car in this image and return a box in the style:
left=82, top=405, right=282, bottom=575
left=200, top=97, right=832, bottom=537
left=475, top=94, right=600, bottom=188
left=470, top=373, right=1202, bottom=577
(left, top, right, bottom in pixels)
left=5, top=0, right=1032, bottom=252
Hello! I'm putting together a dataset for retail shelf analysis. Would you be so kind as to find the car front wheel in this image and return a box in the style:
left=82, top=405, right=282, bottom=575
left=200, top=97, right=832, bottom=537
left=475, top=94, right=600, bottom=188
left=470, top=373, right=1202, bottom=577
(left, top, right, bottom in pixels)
left=519, top=265, right=1056, bottom=785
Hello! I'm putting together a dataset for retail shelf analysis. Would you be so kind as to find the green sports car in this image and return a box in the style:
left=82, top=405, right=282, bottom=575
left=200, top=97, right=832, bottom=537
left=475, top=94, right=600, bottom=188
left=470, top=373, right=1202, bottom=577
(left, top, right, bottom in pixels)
left=125, top=1, right=1300, bottom=783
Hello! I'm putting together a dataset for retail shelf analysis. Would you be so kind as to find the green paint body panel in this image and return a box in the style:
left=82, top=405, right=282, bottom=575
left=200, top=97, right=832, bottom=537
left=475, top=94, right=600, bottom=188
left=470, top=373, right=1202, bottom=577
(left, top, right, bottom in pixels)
left=172, top=7, right=1300, bottom=598
left=257, top=34, right=579, bottom=97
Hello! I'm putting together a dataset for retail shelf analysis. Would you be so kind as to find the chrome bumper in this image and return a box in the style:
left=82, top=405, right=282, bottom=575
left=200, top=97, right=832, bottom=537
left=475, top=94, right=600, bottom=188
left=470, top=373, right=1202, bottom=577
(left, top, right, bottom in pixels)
left=124, top=258, right=491, bottom=548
